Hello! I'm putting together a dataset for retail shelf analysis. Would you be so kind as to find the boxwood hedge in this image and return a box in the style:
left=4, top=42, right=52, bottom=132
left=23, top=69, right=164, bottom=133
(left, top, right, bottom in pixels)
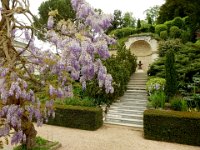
left=47, top=105, right=103, bottom=131
left=144, top=109, right=200, bottom=146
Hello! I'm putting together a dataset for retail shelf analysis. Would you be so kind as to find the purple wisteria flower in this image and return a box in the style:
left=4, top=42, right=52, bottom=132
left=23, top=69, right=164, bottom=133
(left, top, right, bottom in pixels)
left=11, top=130, right=23, bottom=145
left=0, top=68, right=9, bottom=77
left=47, top=16, right=54, bottom=29
left=0, top=0, right=116, bottom=146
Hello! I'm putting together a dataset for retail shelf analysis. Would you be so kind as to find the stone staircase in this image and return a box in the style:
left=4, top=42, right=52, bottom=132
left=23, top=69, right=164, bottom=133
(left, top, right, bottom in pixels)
left=105, top=72, right=148, bottom=128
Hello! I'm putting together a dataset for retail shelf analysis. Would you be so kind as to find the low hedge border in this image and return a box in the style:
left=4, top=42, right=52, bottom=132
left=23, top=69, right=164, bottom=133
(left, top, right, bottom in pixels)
left=47, top=105, right=103, bottom=131
left=144, top=109, right=200, bottom=146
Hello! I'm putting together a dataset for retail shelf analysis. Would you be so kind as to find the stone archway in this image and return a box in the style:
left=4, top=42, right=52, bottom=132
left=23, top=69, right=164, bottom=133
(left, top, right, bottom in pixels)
left=125, top=35, right=159, bottom=72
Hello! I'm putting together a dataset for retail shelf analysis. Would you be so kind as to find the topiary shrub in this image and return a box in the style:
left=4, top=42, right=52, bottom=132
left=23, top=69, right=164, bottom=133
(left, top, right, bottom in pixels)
left=160, top=30, right=168, bottom=40
left=155, top=24, right=167, bottom=35
left=111, top=27, right=136, bottom=38
left=172, top=17, right=184, bottom=29
left=144, top=109, right=200, bottom=146
left=195, top=39, right=200, bottom=47
left=181, top=30, right=191, bottom=43
left=164, top=20, right=173, bottom=32
left=169, top=26, right=181, bottom=38
left=165, top=49, right=178, bottom=101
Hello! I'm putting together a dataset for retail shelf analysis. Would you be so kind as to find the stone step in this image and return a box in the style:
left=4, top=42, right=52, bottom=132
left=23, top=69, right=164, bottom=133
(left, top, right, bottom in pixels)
left=127, top=84, right=146, bottom=88
left=129, top=77, right=147, bottom=81
left=107, top=110, right=144, bottom=116
left=127, top=86, right=146, bottom=90
left=119, top=97, right=147, bottom=102
left=110, top=104, right=147, bottom=110
left=112, top=101, right=147, bottom=107
left=120, top=99, right=147, bottom=103
left=114, top=99, right=147, bottom=104
left=126, top=90, right=147, bottom=93
left=122, top=95, right=147, bottom=99
left=109, top=106, right=146, bottom=111
left=104, top=72, right=148, bottom=128
left=129, top=79, right=147, bottom=82
left=122, top=92, right=147, bottom=97
left=104, top=121, right=143, bottom=128
left=128, top=80, right=147, bottom=85
left=118, top=100, right=147, bottom=105
left=128, top=83, right=146, bottom=86
left=131, top=73, right=147, bottom=76
left=106, top=113, right=143, bottom=120
left=108, top=110, right=144, bottom=115
left=105, top=117, right=143, bottom=126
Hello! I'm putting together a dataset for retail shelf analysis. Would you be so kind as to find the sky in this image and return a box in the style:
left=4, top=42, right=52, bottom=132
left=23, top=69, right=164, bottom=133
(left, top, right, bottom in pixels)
left=29, top=0, right=165, bottom=20
left=0, top=0, right=165, bottom=50
left=85, top=0, right=165, bottom=19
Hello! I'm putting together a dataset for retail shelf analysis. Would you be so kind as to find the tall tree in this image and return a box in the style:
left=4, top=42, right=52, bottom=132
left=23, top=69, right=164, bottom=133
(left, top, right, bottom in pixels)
left=144, top=5, right=160, bottom=25
left=165, top=49, right=177, bottom=101
left=122, top=12, right=135, bottom=28
left=137, top=19, right=141, bottom=29
left=111, top=9, right=123, bottom=29
left=33, top=0, right=76, bottom=39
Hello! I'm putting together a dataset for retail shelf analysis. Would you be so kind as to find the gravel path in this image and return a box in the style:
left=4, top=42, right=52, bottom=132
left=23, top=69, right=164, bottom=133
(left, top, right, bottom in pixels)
left=32, top=124, right=199, bottom=150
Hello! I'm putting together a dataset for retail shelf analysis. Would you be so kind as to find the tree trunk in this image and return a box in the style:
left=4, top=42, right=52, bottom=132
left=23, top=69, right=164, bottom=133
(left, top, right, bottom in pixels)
left=21, top=116, right=37, bottom=149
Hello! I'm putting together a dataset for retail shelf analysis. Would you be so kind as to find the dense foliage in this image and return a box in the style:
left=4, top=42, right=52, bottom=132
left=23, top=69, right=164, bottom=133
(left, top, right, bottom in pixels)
left=148, top=91, right=166, bottom=109
left=170, top=96, right=188, bottom=111
left=84, top=45, right=137, bottom=105
left=34, top=0, right=76, bottom=30
left=155, top=24, right=167, bottom=36
left=148, top=39, right=200, bottom=110
left=157, top=0, right=200, bottom=41
left=148, top=40, right=200, bottom=83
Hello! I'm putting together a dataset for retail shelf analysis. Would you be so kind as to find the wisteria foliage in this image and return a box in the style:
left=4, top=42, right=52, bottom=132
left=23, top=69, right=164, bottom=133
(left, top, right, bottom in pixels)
left=0, top=0, right=114, bottom=146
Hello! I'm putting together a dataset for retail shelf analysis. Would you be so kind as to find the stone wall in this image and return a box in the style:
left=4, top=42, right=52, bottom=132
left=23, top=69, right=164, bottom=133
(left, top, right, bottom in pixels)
left=125, top=36, right=158, bottom=72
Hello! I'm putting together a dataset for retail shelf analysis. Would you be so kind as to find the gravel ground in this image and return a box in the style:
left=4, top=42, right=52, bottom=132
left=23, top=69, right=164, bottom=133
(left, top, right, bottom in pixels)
left=36, top=124, right=199, bottom=150
left=3, top=124, right=200, bottom=150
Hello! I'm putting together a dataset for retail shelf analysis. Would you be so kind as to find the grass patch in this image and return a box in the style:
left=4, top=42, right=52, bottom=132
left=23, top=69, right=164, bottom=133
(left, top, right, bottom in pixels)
left=14, top=136, right=59, bottom=150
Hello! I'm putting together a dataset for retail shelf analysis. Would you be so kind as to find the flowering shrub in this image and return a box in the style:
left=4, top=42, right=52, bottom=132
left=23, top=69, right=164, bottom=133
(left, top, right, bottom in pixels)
left=146, top=77, right=166, bottom=95
left=85, top=45, right=137, bottom=105
left=0, top=0, right=114, bottom=148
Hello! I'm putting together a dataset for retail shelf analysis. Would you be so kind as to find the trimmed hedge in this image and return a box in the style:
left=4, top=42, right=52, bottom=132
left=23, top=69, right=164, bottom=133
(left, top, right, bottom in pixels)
left=160, top=30, right=168, bottom=40
left=155, top=24, right=167, bottom=35
left=169, top=26, right=181, bottom=38
left=144, top=109, right=200, bottom=146
left=47, top=105, right=103, bottom=130
left=110, top=27, right=136, bottom=38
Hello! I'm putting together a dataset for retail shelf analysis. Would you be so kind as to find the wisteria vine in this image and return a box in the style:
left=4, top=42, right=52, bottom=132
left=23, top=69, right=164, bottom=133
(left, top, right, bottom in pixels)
left=0, top=0, right=115, bottom=147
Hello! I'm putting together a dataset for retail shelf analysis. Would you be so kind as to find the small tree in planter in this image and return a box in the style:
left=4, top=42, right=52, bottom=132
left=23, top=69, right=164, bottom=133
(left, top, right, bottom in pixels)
left=0, top=0, right=114, bottom=149
left=165, top=49, right=177, bottom=101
